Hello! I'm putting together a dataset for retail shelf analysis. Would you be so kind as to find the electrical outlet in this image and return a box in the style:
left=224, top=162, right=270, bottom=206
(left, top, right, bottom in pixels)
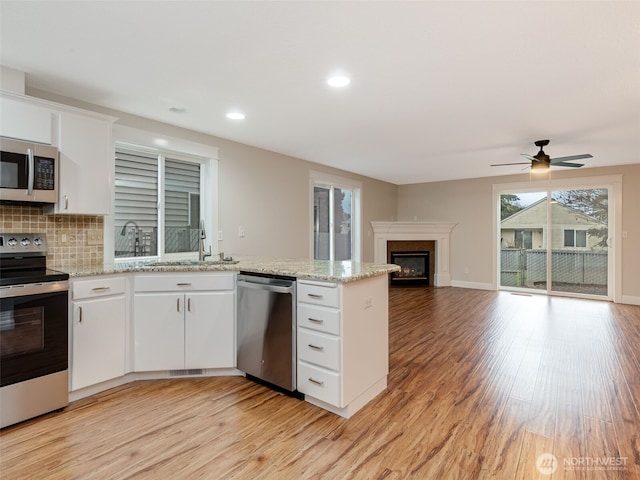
left=218, top=230, right=223, bottom=241
left=87, top=231, right=103, bottom=245
left=58, top=231, right=69, bottom=244
left=238, top=226, right=245, bottom=238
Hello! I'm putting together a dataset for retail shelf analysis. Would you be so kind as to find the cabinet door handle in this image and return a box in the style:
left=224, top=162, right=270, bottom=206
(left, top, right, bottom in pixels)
left=91, top=286, right=110, bottom=292
left=307, top=293, right=323, bottom=299
left=78, top=306, right=83, bottom=324
left=308, top=317, right=324, bottom=324
left=187, top=297, right=191, bottom=312
left=176, top=283, right=192, bottom=286
left=64, top=195, right=69, bottom=210
left=177, top=298, right=180, bottom=312
left=308, top=344, right=324, bottom=351
left=308, top=377, right=324, bottom=386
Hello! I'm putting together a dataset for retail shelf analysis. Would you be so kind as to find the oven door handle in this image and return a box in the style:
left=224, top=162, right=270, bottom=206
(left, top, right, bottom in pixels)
left=0, top=281, right=69, bottom=299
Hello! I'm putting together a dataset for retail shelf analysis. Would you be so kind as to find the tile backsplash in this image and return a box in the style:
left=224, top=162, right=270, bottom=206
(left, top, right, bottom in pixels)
left=0, top=204, right=104, bottom=271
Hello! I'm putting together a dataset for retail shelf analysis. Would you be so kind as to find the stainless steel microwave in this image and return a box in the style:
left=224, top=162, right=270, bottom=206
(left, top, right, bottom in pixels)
left=0, top=137, right=59, bottom=204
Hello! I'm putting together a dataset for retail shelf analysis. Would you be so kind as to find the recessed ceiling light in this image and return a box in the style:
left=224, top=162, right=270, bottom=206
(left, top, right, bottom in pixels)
left=226, top=112, right=245, bottom=120
left=327, top=75, right=350, bottom=88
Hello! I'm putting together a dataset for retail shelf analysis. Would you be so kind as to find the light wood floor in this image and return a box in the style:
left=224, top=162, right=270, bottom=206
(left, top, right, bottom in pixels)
left=1, top=287, right=639, bottom=479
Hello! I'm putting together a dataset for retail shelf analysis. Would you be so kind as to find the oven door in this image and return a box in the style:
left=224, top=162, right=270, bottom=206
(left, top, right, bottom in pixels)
left=0, top=282, right=68, bottom=387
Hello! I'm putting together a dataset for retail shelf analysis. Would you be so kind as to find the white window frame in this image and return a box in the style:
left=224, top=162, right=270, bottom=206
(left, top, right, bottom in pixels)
left=106, top=125, right=218, bottom=264
left=309, top=170, right=361, bottom=262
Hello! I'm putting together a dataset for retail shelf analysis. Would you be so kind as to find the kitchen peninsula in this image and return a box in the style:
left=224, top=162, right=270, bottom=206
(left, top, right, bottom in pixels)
left=67, top=257, right=400, bottom=418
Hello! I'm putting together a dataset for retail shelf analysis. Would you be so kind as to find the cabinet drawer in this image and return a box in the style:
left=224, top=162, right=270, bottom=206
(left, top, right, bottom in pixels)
left=298, top=281, right=340, bottom=308
left=297, top=361, right=341, bottom=406
left=73, top=276, right=126, bottom=300
left=297, top=329, right=341, bottom=371
left=297, top=304, right=340, bottom=335
left=135, top=273, right=235, bottom=292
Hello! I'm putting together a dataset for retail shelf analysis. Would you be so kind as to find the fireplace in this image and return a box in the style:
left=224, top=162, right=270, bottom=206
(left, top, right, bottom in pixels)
left=371, top=221, right=457, bottom=287
left=390, top=251, right=429, bottom=286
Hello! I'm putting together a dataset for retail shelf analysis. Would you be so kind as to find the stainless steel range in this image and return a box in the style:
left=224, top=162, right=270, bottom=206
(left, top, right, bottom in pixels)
left=0, top=233, right=69, bottom=428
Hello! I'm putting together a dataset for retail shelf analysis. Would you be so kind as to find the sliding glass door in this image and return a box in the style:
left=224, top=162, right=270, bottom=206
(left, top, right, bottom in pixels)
left=499, top=188, right=610, bottom=299
left=550, top=189, right=609, bottom=296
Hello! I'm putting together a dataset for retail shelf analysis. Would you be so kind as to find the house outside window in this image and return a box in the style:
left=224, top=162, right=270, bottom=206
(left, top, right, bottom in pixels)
left=564, top=229, right=587, bottom=248
left=514, top=229, right=533, bottom=249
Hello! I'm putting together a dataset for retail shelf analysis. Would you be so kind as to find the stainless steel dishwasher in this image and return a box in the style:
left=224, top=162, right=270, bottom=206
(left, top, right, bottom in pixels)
left=236, top=273, right=300, bottom=396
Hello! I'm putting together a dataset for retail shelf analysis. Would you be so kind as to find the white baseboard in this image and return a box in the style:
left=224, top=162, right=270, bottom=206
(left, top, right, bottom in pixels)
left=450, top=280, right=494, bottom=291
left=69, top=368, right=244, bottom=402
left=447, top=282, right=640, bottom=306
left=304, top=376, right=387, bottom=419
left=620, top=295, right=640, bottom=306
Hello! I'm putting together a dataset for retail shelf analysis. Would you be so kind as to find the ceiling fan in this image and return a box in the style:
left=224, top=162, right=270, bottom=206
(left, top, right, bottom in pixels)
left=491, top=140, right=593, bottom=172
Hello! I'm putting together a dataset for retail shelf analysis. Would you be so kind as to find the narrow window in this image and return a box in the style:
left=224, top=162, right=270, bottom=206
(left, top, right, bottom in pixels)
left=311, top=173, right=360, bottom=262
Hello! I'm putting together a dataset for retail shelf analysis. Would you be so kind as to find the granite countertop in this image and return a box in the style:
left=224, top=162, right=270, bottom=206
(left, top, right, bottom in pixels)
left=65, top=255, right=400, bottom=283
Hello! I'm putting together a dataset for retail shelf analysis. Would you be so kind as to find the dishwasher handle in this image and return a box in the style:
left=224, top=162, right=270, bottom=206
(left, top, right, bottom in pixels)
left=237, top=279, right=293, bottom=295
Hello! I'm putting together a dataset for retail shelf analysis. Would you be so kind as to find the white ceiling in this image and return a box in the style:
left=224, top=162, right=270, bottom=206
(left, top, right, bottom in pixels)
left=1, top=1, right=639, bottom=185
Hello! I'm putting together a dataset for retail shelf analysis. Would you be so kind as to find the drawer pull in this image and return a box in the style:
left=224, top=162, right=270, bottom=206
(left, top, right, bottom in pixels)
left=176, top=282, right=192, bottom=286
left=308, top=344, right=324, bottom=351
left=307, top=293, right=323, bottom=299
left=308, top=377, right=324, bottom=386
left=91, top=286, right=111, bottom=292
left=308, top=317, right=324, bottom=324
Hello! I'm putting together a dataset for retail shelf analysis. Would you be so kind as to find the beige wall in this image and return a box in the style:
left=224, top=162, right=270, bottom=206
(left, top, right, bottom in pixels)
left=27, top=88, right=398, bottom=263
left=397, top=164, right=640, bottom=302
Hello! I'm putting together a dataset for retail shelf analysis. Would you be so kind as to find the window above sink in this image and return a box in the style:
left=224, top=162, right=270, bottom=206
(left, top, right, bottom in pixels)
left=105, top=125, right=219, bottom=265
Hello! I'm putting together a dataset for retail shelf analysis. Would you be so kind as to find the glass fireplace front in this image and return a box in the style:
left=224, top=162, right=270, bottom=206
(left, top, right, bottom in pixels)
left=390, top=251, right=429, bottom=286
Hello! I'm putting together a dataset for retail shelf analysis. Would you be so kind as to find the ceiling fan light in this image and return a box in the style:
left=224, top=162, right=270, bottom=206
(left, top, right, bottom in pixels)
left=531, top=163, right=550, bottom=173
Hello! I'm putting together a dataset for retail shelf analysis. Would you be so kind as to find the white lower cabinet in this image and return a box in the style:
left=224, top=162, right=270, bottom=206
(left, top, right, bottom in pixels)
left=71, top=276, right=127, bottom=391
left=296, top=276, right=389, bottom=417
left=133, top=273, right=235, bottom=371
left=297, top=280, right=343, bottom=406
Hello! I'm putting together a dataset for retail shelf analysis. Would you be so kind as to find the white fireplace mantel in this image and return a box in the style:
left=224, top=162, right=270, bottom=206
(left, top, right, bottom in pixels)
left=371, top=221, right=457, bottom=287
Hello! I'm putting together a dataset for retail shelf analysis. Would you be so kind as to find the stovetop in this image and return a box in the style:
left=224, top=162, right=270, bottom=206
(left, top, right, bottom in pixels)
left=0, top=233, right=69, bottom=286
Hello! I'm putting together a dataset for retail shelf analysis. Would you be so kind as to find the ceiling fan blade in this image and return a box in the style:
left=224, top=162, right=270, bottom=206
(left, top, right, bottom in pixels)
left=551, top=161, right=584, bottom=168
left=490, top=162, right=531, bottom=167
left=520, top=154, right=535, bottom=161
left=550, top=154, right=593, bottom=163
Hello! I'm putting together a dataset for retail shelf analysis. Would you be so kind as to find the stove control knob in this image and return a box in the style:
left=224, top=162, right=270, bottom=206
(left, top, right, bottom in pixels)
left=21, top=237, right=31, bottom=247
left=7, top=237, right=18, bottom=247
left=33, top=237, right=44, bottom=247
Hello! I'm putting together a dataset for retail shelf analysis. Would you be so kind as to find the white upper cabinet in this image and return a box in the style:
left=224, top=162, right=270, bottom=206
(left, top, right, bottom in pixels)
left=1, top=91, right=116, bottom=215
left=51, top=110, right=115, bottom=215
left=0, top=93, right=55, bottom=144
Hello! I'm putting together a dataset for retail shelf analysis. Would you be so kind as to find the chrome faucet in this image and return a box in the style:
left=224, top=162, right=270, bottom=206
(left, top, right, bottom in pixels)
left=120, top=221, right=141, bottom=256
left=119, top=220, right=140, bottom=236
left=199, top=220, right=212, bottom=262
